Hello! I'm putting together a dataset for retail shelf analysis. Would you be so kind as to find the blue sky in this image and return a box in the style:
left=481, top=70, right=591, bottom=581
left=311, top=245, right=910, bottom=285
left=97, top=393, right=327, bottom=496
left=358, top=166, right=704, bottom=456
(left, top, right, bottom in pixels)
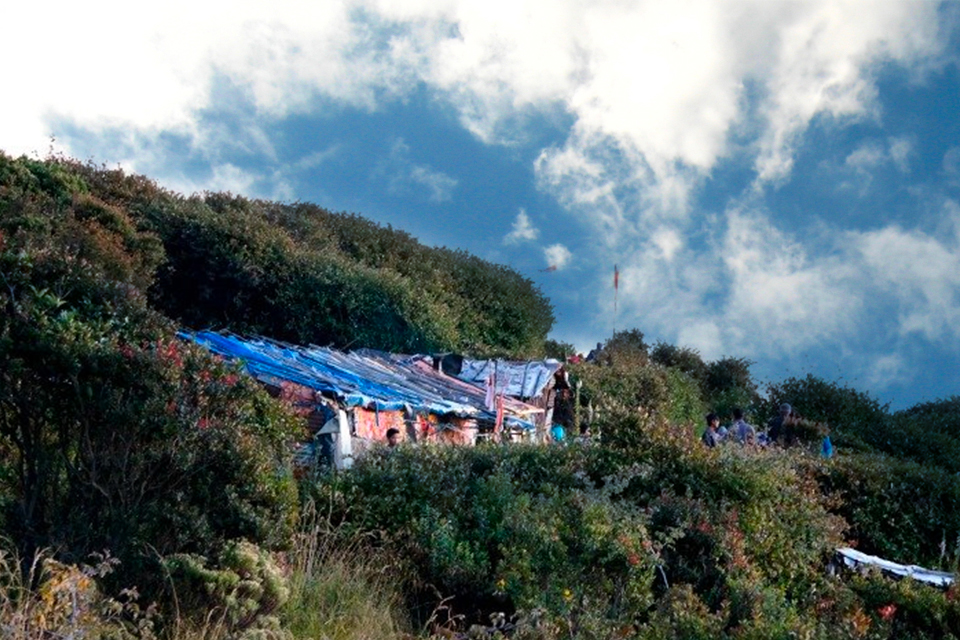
left=4, top=0, right=960, bottom=409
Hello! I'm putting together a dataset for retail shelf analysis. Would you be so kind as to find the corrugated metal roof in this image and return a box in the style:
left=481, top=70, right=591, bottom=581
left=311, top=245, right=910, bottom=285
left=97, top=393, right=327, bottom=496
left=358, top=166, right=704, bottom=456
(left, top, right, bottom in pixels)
left=180, top=331, right=539, bottom=429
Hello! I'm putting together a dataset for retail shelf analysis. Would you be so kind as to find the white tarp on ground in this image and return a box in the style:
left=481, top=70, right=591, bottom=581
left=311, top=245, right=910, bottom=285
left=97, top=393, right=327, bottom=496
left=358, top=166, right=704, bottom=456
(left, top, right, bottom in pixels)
left=837, top=547, right=955, bottom=588
left=457, top=359, right=562, bottom=399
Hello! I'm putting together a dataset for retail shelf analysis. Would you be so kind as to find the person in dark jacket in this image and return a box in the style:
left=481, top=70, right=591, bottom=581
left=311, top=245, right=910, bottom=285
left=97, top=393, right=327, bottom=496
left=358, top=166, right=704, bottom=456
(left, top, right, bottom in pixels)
left=702, top=413, right=722, bottom=448
left=768, top=403, right=792, bottom=444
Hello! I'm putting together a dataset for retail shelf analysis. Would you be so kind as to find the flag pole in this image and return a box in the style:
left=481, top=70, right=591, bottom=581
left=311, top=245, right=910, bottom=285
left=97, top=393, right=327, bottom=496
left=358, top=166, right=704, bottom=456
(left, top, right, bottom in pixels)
left=613, top=264, right=619, bottom=340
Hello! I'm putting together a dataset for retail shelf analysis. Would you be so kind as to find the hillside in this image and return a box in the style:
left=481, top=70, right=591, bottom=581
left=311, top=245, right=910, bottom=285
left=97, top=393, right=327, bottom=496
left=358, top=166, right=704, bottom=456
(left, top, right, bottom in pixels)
left=0, top=153, right=554, bottom=357
left=3, top=152, right=960, bottom=639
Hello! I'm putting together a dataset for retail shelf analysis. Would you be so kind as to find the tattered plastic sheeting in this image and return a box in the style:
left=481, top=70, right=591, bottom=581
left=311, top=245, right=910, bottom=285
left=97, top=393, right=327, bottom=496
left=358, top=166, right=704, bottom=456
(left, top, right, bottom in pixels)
left=182, top=331, right=476, bottom=415
left=180, top=331, right=538, bottom=430
left=837, top=547, right=955, bottom=588
left=456, top=358, right=562, bottom=400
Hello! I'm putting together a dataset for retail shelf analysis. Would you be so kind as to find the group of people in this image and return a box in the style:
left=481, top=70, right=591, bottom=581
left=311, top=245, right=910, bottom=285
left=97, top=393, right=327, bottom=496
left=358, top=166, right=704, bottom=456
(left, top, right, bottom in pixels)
left=702, top=402, right=813, bottom=450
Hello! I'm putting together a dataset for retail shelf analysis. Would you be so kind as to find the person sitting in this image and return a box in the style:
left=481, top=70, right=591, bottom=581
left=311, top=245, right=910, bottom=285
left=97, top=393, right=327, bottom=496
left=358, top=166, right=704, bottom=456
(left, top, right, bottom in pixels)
left=731, top=408, right=756, bottom=445
left=702, top=413, right=722, bottom=448
left=767, top=403, right=792, bottom=444
left=386, top=427, right=401, bottom=448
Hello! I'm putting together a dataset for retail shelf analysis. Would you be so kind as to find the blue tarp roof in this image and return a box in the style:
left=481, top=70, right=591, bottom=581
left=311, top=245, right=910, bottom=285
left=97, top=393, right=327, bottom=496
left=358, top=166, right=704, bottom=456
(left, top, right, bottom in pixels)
left=180, top=331, right=537, bottom=429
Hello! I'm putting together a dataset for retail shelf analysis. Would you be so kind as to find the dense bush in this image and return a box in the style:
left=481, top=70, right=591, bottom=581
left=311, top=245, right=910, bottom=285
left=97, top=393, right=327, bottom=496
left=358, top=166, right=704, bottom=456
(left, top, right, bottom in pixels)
left=164, top=540, right=290, bottom=637
left=46, top=157, right=554, bottom=356
left=0, top=153, right=300, bottom=595
left=702, top=356, right=760, bottom=421
left=762, top=375, right=960, bottom=473
left=650, top=342, right=707, bottom=387
left=814, top=453, right=960, bottom=569
left=624, top=337, right=759, bottom=423
left=759, top=375, right=887, bottom=443
left=313, top=416, right=846, bottom=637
left=570, top=353, right=704, bottom=429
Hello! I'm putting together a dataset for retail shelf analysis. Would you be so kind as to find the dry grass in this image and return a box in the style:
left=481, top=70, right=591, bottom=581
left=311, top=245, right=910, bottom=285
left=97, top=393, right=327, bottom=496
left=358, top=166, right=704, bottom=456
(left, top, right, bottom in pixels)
left=280, top=503, right=408, bottom=640
left=0, top=546, right=139, bottom=640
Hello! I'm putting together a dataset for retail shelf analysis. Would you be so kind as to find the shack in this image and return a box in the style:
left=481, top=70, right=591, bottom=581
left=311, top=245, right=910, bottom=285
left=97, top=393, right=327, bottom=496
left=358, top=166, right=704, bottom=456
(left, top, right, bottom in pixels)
left=181, top=331, right=541, bottom=469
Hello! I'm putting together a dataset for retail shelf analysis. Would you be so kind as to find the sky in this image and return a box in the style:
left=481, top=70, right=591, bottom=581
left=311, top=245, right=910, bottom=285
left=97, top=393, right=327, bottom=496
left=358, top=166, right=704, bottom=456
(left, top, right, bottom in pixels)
left=4, top=0, right=960, bottom=409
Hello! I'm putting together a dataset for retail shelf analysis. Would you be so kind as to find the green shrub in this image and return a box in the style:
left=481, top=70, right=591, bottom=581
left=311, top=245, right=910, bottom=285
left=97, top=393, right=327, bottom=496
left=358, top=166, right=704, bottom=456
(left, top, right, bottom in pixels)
left=843, top=570, right=960, bottom=640
left=313, top=420, right=844, bottom=636
left=0, top=153, right=301, bottom=594
left=758, top=375, right=887, bottom=444
left=314, top=444, right=655, bottom=633
left=0, top=546, right=156, bottom=640
left=164, top=540, right=289, bottom=637
left=815, top=453, right=960, bottom=569
left=704, top=357, right=759, bottom=420
left=571, top=359, right=702, bottom=429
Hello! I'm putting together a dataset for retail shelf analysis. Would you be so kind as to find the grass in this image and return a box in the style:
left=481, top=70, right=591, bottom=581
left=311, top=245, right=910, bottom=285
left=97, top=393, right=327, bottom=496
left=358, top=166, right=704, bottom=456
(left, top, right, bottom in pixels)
left=0, top=517, right=410, bottom=640
left=280, top=504, right=408, bottom=640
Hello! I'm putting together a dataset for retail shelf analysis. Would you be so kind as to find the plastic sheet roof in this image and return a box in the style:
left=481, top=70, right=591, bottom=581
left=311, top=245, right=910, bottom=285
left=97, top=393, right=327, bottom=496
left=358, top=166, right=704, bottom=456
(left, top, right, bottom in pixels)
left=181, top=331, right=538, bottom=429
left=456, top=358, right=563, bottom=399
left=837, top=547, right=955, bottom=588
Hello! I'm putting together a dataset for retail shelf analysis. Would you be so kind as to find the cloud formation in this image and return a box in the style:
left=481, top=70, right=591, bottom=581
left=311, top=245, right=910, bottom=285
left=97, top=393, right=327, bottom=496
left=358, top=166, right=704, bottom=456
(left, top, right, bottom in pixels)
left=544, top=244, right=572, bottom=270
left=2, top=0, right=957, bottom=403
left=381, top=138, right=458, bottom=202
left=503, top=209, right=539, bottom=244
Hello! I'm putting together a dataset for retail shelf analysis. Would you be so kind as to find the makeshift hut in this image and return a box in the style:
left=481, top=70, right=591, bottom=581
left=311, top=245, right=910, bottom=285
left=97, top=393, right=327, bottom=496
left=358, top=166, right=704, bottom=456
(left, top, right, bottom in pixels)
left=181, top=331, right=541, bottom=470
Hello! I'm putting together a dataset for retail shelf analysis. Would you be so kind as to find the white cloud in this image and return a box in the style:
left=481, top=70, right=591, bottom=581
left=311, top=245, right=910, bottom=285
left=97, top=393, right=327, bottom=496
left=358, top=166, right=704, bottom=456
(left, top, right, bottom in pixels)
left=888, top=136, right=913, bottom=173
left=863, top=353, right=909, bottom=390
left=1, top=0, right=956, bottom=401
left=719, top=208, right=861, bottom=353
left=845, top=141, right=886, bottom=172
left=381, top=138, right=458, bottom=202
left=503, top=208, right=539, bottom=244
left=851, top=218, right=960, bottom=341
left=3, top=2, right=945, bottom=196
left=544, top=244, right=572, bottom=270
left=148, top=163, right=260, bottom=199
left=845, top=136, right=914, bottom=175
left=408, top=165, right=459, bottom=202
left=751, top=2, right=944, bottom=185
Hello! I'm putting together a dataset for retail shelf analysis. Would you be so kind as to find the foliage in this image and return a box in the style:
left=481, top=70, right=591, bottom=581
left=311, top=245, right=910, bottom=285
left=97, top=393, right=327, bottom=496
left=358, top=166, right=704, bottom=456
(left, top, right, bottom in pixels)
left=0, top=546, right=156, bottom=640
left=163, top=540, right=289, bottom=638
left=0, top=152, right=300, bottom=595
left=315, top=444, right=654, bottom=635
left=648, top=342, right=758, bottom=422
left=570, top=359, right=703, bottom=430
left=814, top=453, right=960, bottom=569
left=844, top=571, right=960, bottom=640
left=758, top=375, right=887, bottom=443
left=542, top=338, right=577, bottom=361
left=704, top=356, right=760, bottom=421
left=650, top=342, right=707, bottom=386
left=883, top=397, right=960, bottom=474
left=312, top=424, right=846, bottom=637
left=281, top=512, right=406, bottom=640
left=41, top=158, right=554, bottom=357
left=598, top=328, right=649, bottom=366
